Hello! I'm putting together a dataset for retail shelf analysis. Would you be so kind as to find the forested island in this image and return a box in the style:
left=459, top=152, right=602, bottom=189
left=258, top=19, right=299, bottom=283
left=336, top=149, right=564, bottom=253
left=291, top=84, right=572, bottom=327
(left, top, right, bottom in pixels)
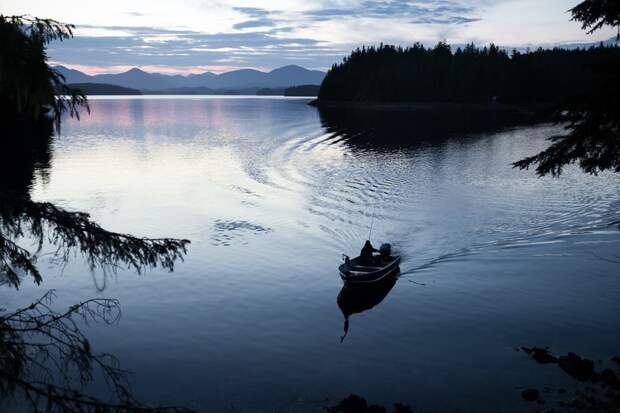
left=68, top=83, right=142, bottom=95
left=284, top=85, right=321, bottom=96
left=256, top=85, right=320, bottom=96
left=314, top=42, right=620, bottom=105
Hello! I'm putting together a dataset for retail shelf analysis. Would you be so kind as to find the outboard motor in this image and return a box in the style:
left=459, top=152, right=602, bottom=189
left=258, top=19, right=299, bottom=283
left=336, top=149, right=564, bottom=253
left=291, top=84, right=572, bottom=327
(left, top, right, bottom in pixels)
left=379, top=243, right=391, bottom=259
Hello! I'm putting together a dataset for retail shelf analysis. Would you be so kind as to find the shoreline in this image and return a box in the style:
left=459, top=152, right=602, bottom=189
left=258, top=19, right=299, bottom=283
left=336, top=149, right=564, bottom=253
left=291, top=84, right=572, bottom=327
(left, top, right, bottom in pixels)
left=309, top=99, right=554, bottom=113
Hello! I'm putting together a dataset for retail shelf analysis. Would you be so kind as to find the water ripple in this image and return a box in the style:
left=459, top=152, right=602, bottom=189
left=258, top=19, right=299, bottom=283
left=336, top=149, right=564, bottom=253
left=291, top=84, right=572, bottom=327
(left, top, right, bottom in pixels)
left=211, top=219, right=273, bottom=246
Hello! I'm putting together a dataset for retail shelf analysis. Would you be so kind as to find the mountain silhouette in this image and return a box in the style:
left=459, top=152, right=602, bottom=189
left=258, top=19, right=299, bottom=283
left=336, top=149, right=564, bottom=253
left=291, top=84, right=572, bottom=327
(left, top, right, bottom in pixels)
left=55, top=65, right=325, bottom=91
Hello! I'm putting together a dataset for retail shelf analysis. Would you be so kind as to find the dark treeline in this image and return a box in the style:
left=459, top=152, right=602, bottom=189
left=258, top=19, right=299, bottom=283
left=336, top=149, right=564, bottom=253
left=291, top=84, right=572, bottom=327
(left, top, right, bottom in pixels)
left=66, top=82, right=142, bottom=95
left=285, top=84, right=321, bottom=96
left=318, top=42, right=620, bottom=104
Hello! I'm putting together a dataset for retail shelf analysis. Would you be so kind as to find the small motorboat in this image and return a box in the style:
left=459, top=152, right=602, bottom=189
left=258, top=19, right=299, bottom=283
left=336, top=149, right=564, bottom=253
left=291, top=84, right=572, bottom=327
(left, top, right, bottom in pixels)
left=339, top=243, right=401, bottom=284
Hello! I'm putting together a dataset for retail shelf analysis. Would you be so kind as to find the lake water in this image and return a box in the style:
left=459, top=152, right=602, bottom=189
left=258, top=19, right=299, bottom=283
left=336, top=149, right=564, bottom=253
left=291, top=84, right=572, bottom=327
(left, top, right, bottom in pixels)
left=2, top=96, right=620, bottom=412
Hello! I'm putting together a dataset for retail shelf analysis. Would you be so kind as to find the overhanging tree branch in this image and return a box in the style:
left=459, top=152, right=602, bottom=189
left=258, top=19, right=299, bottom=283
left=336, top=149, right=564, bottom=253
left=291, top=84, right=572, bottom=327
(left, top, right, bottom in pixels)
left=0, top=197, right=190, bottom=288
left=0, top=291, right=195, bottom=413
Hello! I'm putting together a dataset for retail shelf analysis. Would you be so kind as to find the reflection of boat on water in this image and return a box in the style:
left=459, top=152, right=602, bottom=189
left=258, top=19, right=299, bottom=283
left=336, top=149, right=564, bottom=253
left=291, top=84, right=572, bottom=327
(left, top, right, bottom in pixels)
left=337, top=272, right=398, bottom=342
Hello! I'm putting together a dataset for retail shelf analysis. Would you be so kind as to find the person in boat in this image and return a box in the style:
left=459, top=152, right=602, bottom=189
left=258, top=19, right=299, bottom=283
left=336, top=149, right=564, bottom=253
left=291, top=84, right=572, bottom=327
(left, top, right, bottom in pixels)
left=360, top=240, right=379, bottom=264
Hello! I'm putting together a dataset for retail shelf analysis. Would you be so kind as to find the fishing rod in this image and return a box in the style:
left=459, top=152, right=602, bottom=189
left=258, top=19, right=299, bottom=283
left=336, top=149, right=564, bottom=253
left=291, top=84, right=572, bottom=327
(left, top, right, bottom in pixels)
left=368, top=203, right=376, bottom=241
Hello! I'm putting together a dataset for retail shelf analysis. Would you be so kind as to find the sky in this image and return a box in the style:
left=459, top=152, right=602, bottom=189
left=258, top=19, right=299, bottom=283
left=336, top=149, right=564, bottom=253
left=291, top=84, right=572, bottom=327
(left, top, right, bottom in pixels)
left=5, top=0, right=617, bottom=74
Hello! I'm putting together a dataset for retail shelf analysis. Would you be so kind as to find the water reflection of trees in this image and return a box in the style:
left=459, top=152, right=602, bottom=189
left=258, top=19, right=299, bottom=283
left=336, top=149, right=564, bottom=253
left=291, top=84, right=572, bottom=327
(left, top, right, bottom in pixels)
left=0, top=127, right=189, bottom=289
left=0, top=119, right=54, bottom=200
left=0, top=126, right=192, bottom=411
left=317, top=105, right=536, bottom=151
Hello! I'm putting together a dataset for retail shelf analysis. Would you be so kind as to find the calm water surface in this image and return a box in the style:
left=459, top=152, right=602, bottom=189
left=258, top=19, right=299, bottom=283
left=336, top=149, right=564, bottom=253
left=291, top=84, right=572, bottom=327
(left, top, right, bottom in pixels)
left=3, top=96, right=620, bottom=412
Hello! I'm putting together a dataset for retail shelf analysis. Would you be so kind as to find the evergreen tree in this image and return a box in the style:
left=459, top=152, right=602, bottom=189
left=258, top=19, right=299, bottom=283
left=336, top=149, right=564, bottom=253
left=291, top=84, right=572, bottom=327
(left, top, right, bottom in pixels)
left=514, top=0, right=620, bottom=175
left=0, top=15, right=88, bottom=132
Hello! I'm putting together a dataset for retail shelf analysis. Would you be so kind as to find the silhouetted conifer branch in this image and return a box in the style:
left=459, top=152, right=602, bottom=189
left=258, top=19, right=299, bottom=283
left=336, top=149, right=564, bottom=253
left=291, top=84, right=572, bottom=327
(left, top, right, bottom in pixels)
left=513, top=92, right=620, bottom=176
left=0, top=198, right=190, bottom=288
left=0, top=290, right=195, bottom=413
left=514, top=0, right=620, bottom=176
left=570, top=0, right=620, bottom=37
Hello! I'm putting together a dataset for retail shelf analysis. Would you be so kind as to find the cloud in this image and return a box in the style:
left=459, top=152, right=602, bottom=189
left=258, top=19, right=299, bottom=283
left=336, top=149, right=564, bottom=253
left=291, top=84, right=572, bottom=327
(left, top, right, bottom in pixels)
left=411, top=16, right=482, bottom=25
left=123, top=11, right=147, bottom=17
left=41, top=0, right=612, bottom=74
left=233, top=7, right=271, bottom=18
left=304, top=8, right=354, bottom=19
left=303, top=0, right=480, bottom=24
left=233, top=18, right=275, bottom=30
left=48, top=25, right=340, bottom=73
left=45, top=1, right=489, bottom=73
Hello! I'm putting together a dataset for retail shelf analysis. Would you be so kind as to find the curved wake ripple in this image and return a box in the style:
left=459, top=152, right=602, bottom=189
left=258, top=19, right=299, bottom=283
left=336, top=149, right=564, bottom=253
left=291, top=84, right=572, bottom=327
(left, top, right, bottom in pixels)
left=254, top=123, right=620, bottom=269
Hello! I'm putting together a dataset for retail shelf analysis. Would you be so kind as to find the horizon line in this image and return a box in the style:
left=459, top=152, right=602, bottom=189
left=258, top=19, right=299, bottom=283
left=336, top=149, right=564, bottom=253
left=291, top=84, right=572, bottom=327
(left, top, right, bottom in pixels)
left=51, top=62, right=329, bottom=76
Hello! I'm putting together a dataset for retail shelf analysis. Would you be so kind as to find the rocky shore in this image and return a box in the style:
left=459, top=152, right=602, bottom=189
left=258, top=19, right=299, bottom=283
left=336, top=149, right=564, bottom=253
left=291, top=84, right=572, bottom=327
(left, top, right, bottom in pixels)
left=519, top=346, right=620, bottom=411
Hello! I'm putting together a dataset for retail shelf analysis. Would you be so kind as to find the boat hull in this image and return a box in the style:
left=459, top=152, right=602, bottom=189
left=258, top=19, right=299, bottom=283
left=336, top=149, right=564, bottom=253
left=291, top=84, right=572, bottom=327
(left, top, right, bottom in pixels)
left=339, top=255, right=401, bottom=284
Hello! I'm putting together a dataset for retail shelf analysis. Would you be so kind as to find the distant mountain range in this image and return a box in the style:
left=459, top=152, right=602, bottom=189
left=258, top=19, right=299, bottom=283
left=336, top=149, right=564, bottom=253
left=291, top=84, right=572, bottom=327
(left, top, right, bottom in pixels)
left=55, top=65, right=326, bottom=92
left=514, top=37, right=619, bottom=51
